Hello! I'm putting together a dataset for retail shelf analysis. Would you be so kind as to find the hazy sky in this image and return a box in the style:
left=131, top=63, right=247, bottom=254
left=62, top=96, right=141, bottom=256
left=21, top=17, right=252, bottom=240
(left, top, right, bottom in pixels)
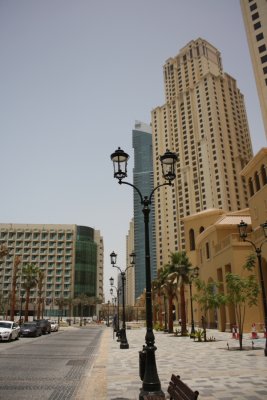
left=1, top=0, right=266, bottom=301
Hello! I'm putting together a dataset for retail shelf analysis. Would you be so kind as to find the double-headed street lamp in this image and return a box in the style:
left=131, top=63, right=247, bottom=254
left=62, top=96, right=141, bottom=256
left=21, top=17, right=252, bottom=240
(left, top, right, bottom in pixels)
left=111, top=147, right=177, bottom=399
left=110, top=251, right=136, bottom=349
left=238, top=220, right=267, bottom=356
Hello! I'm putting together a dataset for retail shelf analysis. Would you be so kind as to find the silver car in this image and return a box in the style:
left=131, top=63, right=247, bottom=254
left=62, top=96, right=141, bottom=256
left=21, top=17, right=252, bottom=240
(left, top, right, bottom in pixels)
left=48, top=320, right=59, bottom=332
left=0, top=320, right=20, bottom=341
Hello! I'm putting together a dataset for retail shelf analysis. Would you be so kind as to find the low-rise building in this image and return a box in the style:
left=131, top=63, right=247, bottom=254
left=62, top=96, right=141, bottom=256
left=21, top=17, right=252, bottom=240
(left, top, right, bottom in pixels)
left=183, top=148, right=267, bottom=333
left=0, top=223, right=103, bottom=319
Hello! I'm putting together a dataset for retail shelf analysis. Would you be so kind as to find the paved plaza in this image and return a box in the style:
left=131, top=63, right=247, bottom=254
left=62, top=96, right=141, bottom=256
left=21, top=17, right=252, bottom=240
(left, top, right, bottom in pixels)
left=81, top=325, right=267, bottom=400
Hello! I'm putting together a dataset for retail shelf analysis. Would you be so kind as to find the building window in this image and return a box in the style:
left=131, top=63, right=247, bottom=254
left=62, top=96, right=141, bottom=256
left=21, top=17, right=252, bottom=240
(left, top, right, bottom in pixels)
left=255, top=171, right=261, bottom=191
left=248, top=178, right=254, bottom=197
left=189, top=229, right=195, bottom=251
left=205, top=242, right=210, bottom=259
left=254, top=21, right=261, bottom=29
left=251, top=12, right=259, bottom=21
left=261, top=165, right=267, bottom=185
left=256, top=32, right=264, bottom=41
left=250, top=3, right=257, bottom=12
left=259, top=44, right=266, bottom=53
left=261, top=54, right=267, bottom=63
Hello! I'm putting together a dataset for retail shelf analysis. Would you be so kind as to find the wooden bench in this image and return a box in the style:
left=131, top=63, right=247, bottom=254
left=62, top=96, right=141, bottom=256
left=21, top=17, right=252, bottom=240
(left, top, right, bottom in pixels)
left=167, top=374, right=199, bottom=400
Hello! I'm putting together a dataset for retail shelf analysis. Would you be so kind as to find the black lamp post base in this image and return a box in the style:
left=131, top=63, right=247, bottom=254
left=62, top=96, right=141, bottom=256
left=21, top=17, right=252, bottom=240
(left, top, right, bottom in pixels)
left=119, top=328, right=129, bottom=349
left=139, top=389, right=165, bottom=400
left=120, top=342, right=129, bottom=349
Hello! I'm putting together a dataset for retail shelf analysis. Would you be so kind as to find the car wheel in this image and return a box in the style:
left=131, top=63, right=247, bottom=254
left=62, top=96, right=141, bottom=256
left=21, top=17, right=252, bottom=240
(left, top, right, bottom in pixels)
left=8, top=334, right=12, bottom=342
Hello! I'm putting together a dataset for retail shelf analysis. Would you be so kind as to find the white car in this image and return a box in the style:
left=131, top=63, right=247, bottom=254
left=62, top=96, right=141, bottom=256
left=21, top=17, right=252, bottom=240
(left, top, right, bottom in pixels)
left=0, top=320, right=20, bottom=342
left=48, top=320, right=59, bottom=332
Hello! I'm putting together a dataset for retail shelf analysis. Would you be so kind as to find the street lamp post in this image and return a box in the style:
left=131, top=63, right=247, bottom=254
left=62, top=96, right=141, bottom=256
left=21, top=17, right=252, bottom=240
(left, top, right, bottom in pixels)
left=188, top=267, right=199, bottom=338
left=110, top=251, right=135, bottom=349
left=110, top=295, right=117, bottom=338
left=238, top=220, right=267, bottom=356
left=111, top=147, right=177, bottom=399
left=107, top=300, right=110, bottom=327
left=110, top=283, right=120, bottom=338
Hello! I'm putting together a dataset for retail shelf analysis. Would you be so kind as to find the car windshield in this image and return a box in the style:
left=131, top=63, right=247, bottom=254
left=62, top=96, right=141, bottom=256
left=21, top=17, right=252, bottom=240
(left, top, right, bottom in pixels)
left=0, top=322, right=12, bottom=329
left=22, top=323, right=36, bottom=327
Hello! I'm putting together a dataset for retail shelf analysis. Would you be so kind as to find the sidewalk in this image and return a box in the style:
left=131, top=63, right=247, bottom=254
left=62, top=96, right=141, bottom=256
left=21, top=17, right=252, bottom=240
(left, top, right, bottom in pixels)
left=88, top=325, right=267, bottom=400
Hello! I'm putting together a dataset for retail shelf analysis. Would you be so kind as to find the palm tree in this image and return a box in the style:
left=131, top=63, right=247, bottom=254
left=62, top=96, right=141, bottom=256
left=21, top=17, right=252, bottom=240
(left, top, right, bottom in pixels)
left=21, top=264, right=39, bottom=322
left=36, top=270, right=45, bottom=319
left=73, top=294, right=91, bottom=326
left=159, top=266, right=178, bottom=333
left=55, top=296, right=69, bottom=323
left=10, top=256, right=21, bottom=321
left=152, top=269, right=167, bottom=328
left=165, top=251, right=192, bottom=335
left=0, top=244, right=9, bottom=260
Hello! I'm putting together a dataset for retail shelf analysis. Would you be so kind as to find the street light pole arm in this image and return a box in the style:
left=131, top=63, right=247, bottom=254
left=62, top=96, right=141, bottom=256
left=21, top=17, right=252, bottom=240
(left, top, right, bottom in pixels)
left=118, top=180, right=173, bottom=206
left=124, top=264, right=134, bottom=274
left=118, top=180, right=144, bottom=203
left=112, top=264, right=122, bottom=274
left=242, top=237, right=257, bottom=252
left=148, top=181, right=173, bottom=204
left=259, top=238, right=267, bottom=252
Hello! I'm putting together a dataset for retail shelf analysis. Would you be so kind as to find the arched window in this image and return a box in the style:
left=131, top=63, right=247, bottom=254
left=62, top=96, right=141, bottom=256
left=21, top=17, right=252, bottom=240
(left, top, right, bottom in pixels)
left=261, top=164, right=267, bottom=185
left=249, top=177, right=254, bottom=196
left=189, top=229, right=195, bottom=251
left=199, top=226, right=205, bottom=234
left=206, top=242, right=210, bottom=259
left=255, top=171, right=261, bottom=191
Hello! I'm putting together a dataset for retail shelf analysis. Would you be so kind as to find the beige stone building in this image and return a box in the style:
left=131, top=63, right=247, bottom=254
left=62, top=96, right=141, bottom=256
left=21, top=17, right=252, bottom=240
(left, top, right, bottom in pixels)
left=240, top=0, right=267, bottom=139
left=183, top=148, right=267, bottom=333
left=151, top=38, right=253, bottom=270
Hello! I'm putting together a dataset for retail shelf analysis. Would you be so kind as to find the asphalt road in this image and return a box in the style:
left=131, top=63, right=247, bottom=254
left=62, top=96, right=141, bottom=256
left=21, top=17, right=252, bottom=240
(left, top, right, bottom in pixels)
left=0, top=325, right=104, bottom=400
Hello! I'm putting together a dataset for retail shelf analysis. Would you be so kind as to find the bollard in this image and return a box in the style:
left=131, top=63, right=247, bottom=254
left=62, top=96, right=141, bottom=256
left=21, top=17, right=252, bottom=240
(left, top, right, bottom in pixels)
left=139, top=345, right=147, bottom=381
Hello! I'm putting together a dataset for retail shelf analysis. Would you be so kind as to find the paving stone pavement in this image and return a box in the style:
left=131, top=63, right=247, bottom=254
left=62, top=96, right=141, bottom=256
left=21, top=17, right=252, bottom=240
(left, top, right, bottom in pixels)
left=99, top=326, right=267, bottom=400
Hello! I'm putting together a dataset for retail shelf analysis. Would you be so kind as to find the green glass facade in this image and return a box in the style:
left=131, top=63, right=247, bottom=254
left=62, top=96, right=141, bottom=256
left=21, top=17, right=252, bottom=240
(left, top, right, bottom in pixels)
left=74, top=226, right=97, bottom=297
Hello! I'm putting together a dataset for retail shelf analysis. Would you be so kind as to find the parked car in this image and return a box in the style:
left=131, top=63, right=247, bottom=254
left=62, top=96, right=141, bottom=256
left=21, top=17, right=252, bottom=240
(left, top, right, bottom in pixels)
left=20, top=322, right=42, bottom=337
left=0, top=320, right=20, bottom=342
left=48, top=320, right=59, bottom=332
left=34, top=319, right=51, bottom=334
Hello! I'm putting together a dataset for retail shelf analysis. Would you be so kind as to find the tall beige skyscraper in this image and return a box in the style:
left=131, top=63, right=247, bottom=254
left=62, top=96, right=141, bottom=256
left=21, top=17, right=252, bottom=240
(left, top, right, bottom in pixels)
left=240, top=0, right=267, bottom=139
left=152, top=38, right=253, bottom=268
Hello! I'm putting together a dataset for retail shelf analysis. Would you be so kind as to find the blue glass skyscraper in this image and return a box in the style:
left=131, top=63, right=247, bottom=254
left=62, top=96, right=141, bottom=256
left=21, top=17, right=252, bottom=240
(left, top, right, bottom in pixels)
left=132, top=121, right=157, bottom=300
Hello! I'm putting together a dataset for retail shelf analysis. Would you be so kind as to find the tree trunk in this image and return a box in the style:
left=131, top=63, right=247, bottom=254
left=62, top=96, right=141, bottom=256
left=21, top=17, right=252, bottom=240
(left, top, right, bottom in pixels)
left=37, top=298, right=41, bottom=320
left=10, top=257, right=20, bottom=320
left=168, top=295, right=173, bottom=333
left=24, top=290, right=30, bottom=322
left=180, top=284, right=187, bottom=335
left=158, top=295, right=163, bottom=328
